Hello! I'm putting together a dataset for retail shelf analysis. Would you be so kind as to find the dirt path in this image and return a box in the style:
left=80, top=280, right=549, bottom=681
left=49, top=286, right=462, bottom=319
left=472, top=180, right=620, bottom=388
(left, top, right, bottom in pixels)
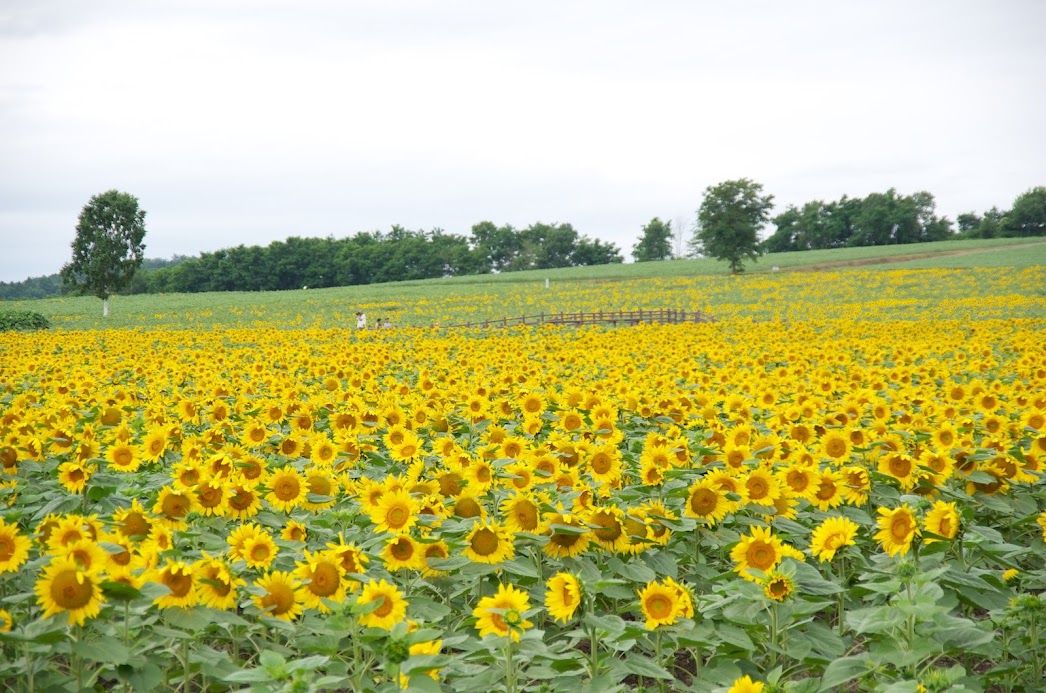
left=777, top=240, right=1046, bottom=272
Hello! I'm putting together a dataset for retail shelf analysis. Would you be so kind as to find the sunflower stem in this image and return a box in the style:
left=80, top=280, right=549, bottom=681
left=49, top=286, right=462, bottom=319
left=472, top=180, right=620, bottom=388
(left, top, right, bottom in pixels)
left=503, top=640, right=517, bottom=693
left=836, top=555, right=846, bottom=637
left=768, top=603, right=779, bottom=670
left=587, top=619, right=601, bottom=679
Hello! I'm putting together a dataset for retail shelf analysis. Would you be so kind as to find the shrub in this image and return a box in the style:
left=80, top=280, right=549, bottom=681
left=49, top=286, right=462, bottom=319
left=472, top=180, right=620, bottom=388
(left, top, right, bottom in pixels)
left=0, top=309, right=51, bottom=331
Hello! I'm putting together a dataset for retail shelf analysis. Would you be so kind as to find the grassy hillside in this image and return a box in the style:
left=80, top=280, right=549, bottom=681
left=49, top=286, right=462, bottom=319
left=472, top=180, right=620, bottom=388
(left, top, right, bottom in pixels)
left=5, top=237, right=1045, bottom=331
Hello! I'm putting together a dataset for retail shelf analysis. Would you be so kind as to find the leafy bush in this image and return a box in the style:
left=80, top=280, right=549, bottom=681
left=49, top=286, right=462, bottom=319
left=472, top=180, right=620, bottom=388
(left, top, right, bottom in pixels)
left=0, top=309, right=51, bottom=331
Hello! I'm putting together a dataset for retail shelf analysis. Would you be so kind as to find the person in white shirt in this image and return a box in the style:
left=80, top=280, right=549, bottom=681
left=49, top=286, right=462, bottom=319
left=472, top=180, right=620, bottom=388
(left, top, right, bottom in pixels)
left=355, top=311, right=367, bottom=329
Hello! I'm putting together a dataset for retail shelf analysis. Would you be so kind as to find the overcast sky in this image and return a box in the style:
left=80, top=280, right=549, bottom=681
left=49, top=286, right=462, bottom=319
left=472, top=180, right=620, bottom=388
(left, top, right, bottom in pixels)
left=1, top=0, right=1044, bottom=283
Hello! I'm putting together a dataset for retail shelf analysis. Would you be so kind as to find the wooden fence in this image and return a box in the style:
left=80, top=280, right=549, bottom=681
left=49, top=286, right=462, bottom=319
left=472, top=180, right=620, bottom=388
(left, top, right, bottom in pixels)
left=446, top=308, right=714, bottom=329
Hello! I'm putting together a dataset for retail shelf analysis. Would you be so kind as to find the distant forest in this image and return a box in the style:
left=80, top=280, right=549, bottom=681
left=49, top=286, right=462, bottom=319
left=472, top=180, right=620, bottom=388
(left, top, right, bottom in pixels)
left=2, top=185, right=1043, bottom=300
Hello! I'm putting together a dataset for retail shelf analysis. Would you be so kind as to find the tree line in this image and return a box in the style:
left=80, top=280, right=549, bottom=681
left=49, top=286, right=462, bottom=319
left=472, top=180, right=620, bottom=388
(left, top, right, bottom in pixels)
left=3, top=185, right=1043, bottom=301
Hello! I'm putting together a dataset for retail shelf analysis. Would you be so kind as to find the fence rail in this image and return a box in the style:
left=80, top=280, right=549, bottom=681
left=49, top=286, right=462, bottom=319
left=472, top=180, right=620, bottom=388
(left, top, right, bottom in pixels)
left=446, top=308, right=715, bottom=329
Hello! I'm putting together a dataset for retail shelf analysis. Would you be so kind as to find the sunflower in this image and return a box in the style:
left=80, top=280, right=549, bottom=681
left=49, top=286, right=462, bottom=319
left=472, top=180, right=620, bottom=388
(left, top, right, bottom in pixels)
left=381, top=534, right=427, bottom=572
left=140, top=428, right=169, bottom=463
left=370, top=488, right=419, bottom=535
left=195, top=479, right=227, bottom=517
left=730, top=525, right=801, bottom=581
left=917, top=450, right=954, bottom=486
left=463, top=521, right=515, bottom=564
left=253, top=571, right=304, bottom=621
left=281, top=520, right=308, bottom=543
left=105, top=441, right=142, bottom=473
left=242, top=533, right=280, bottom=570
left=226, top=482, right=263, bottom=520
left=421, top=537, right=451, bottom=578
left=809, top=468, right=845, bottom=511
left=740, top=468, right=781, bottom=507
left=398, top=638, right=444, bottom=689
left=195, top=553, right=243, bottom=610
left=59, top=538, right=109, bottom=574
left=874, top=504, right=920, bottom=557
left=389, top=428, right=423, bottom=462
left=45, top=514, right=100, bottom=551
left=450, top=490, right=488, bottom=522
left=266, top=465, right=308, bottom=512
left=545, top=572, right=582, bottom=623
left=149, top=559, right=199, bottom=609
left=762, top=570, right=796, bottom=602
left=358, top=579, right=408, bottom=630
left=152, top=486, right=198, bottom=529
left=473, top=582, right=533, bottom=641
left=839, top=465, right=871, bottom=506
left=294, top=549, right=347, bottom=613
left=240, top=417, right=272, bottom=448
left=501, top=461, right=535, bottom=493
left=464, top=459, right=495, bottom=493
left=878, top=452, right=919, bottom=491
left=0, top=608, right=11, bottom=632
left=35, top=556, right=105, bottom=626
left=519, top=392, right=546, bottom=417
left=226, top=522, right=267, bottom=562
left=587, top=506, right=629, bottom=552
left=683, top=478, right=735, bottom=524
left=922, top=500, right=960, bottom=543
left=809, top=516, right=859, bottom=562
left=543, top=510, right=592, bottom=559
left=325, top=535, right=370, bottom=588
left=819, top=429, right=852, bottom=462
left=0, top=518, right=31, bottom=573
left=585, top=443, right=622, bottom=485
left=728, top=675, right=765, bottom=693
left=57, top=461, right=94, bottom=494
left=500, top=492, right=547, bottom=534
left=779, top=464, right=817, bottom=501
left=637, top=579, right=681, bottom=630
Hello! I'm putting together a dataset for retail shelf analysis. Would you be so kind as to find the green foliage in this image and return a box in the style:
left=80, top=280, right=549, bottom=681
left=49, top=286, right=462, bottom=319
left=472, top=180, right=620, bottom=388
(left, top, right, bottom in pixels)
left=0, top=309, right=50, bottom=331
left=60, top=190, right=147, bottom=309
left=1002, top=186, right=1046, bottom=237
left=692, top=178, right=774, bottom=273
left=631, top=218, right=673, bottom=262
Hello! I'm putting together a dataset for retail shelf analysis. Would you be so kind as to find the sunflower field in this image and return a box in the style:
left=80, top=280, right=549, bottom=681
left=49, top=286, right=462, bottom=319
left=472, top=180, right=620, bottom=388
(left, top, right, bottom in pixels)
left=1, top=265, right=1046, bottom=692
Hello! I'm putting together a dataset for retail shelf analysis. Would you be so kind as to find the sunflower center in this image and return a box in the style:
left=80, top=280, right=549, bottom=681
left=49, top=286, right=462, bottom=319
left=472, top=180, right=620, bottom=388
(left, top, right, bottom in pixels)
left=747, top=479, right=768, bottom=499
left=309, top=563, right=340, bottom=596
left=471, top=528, right=499, bottom=556
left=591, top=454, right=612, bottom=475
left=689, top=488, right=718, bottom=516
left=0, top=536, right=13, bottom=561
left=162, top=494, right=189, bottom=518
left=513, top=502, right=539, bottom=530
left=890, top=515, right=913, bottom=541
left=164, top=570, right=193, bottom=597
left=374, top=595, right=394, bottom=617
left=826, top=439, right=846, bottom=458
left=455, top=498, right=482, bottom=518
left=113, top=448, right=133, bottom=466
left=390, top=539, right=414, bottom=560
left=646, top=594, right=672, bottom=619
left=51, top=569, right=94, bottom=610
left=264, top=584, right=295, bottom=615
left=250, top=543, right=271, bottom=562
left=229, top=488, right=255, bottom=510
left=888, top=456, right=912, bottom=477
left=816, top=479, right=836, bottom=500
left=387, top=506, right=409, bottom=528
left=275, top=478, right=300, bottom=501
left=746, top=541, right=776, bottom=570
left=591, top=513, right=622, bottom=541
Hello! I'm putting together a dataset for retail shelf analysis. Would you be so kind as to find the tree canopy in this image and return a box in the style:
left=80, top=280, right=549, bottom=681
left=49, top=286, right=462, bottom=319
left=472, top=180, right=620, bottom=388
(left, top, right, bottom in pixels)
left=691, top=179, right=773, bottom=273
left=60, top=190, right=147, bottom=315
left=632, top=217, right=673, bottom=262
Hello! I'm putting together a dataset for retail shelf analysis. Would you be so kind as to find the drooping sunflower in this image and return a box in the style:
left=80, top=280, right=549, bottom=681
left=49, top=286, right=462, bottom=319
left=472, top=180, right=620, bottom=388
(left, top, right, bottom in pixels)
left=683, top=478, right=735, bottom=524
left=0, top=518, right=31, bottom=573
left=637, top=579, right=681, bottom=630
left=35, top=556, right=105, bottom=626
left=473, top=582, right=533, bottom=641
left=194, top=553, right=244, bottom=610
left=253, top=570, right=304, bottom=622
left=922, top=500, right=960, bottom=543
left=149, top=559, right=199, bottom=609
left=808, top=515, right=859, bottom=562
left=463, top=521, right=515, bottom=564
left=294, top=549, right=347, bottom=613
left=266, top=465, right=308, bottom=512
left=369, top=488, right=419, bottom=535
left=357, top=578, right=408, bottom=630
left=874, top=504, right=920, bottom=557
left=545, top=572, right=582, bottom=623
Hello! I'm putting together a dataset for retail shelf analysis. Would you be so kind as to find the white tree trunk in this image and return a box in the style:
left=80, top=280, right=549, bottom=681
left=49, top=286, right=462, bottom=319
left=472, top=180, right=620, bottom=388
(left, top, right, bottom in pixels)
left=103, top=298, right=109, bottom=317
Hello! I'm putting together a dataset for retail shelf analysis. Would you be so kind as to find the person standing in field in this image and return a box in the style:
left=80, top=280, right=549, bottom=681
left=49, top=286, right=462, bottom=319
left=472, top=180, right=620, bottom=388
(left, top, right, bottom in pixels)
left=355, top=311, right=367, bottom=330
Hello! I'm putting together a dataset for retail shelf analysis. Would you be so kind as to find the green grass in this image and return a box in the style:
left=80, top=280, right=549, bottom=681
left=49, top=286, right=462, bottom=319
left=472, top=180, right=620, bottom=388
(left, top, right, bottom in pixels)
left=4, top=237, right=1044, bottom=331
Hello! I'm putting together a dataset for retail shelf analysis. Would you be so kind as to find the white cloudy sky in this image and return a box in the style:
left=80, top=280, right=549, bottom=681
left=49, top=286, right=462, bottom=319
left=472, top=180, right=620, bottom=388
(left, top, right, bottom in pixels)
left=1, top=0, right=1044, bottom=283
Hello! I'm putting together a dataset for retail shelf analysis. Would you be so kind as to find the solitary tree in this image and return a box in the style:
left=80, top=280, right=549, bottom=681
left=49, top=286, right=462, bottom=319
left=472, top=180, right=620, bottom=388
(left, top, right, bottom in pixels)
left=60, top=190, right=147, bottom=316
left=691, top=179, right=773, bottom=273
left=631, top=217, right=673, bottom=262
